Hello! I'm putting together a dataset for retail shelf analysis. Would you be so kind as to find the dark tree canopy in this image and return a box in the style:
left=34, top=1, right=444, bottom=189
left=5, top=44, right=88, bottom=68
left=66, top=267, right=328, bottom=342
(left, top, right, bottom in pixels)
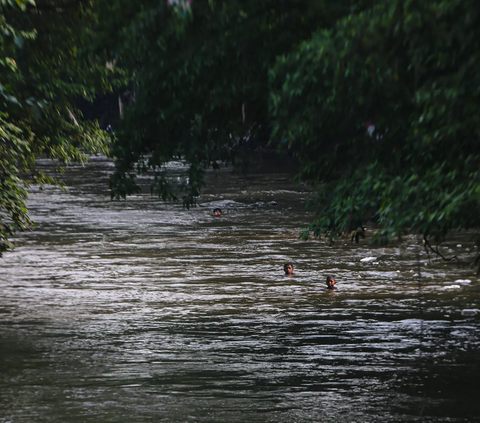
left=2, top=0, right=480, bottom=270
left=270, top=0, right=480, bottom=247
left=103, top=0, right=480, bottom=258
left=100, top=0, right=365, bottom=205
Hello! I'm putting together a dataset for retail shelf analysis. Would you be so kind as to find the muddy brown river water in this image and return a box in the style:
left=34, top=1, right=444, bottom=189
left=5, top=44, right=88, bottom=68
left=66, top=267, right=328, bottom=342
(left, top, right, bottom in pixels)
left=1, top=155, right=479, bottom=422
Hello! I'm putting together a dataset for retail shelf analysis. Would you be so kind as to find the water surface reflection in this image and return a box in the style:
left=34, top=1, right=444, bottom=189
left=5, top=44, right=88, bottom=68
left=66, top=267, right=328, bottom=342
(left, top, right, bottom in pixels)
left=1, top=156, right=479, bottom=422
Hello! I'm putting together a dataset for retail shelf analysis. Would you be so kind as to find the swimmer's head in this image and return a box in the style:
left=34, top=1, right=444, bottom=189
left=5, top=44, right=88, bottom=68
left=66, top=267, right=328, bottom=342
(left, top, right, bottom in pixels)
left=284, top=263, right=294, bottom=275
left=326, top=276, right=336, bottom=289
left=213, top=208, right=222, bottom=216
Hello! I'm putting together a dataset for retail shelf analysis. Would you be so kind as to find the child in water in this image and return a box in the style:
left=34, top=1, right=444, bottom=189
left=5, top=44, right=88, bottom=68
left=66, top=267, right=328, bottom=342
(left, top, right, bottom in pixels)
left=326, top=276, right=337, bottom=290
left=284, top=263, right=294, bottom=276
left=213, top=208, right=222, bottom=216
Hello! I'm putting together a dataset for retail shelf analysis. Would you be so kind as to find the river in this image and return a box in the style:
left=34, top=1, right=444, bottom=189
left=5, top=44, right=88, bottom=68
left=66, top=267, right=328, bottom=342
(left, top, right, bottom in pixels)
left=1, top=155, right=479, bottom=422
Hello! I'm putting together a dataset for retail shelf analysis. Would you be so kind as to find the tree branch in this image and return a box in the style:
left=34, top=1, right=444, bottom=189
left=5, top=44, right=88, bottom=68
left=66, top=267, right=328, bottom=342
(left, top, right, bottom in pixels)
left=423, top=234, right=458, bottom=264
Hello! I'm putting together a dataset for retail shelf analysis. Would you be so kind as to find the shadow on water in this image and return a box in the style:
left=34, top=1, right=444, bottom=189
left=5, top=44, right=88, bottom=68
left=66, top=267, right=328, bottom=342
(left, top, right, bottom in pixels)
left=1, top=155, right=479, bottom=422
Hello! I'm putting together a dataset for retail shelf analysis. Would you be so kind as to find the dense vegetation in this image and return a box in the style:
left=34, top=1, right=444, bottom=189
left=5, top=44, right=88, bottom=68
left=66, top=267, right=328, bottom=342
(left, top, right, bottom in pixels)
left=271, top=0, right=480, bottom=250
left=0, top=0, right=119, bottom=255
left=102, top=0, right=480, bottom=265
left=1, top=0, right=479, bottom=268
left=100, top=0, right=368, bottom=205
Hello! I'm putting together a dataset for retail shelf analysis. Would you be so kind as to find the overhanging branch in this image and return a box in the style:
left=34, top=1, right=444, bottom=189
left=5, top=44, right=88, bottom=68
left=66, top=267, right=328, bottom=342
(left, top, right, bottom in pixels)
left=423, top=234, right=458, bottom=264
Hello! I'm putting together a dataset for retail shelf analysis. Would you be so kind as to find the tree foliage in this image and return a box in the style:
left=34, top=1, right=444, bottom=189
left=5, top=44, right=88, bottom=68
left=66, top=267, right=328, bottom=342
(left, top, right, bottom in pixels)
left=101, top=0, right=362, bottom=205
left=0, top=0, right=118, bottom=255
left=270, top=0, right=480, bottom=249
left=102, top=0, right=480, bottom=266
left=3, top=0, right=479, bottom=268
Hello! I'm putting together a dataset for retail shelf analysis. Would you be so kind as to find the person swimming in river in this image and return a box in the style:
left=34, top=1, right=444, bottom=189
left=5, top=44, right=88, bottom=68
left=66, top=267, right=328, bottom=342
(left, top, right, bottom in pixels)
left=326, top=276, right=337, bottom=290
left=213, top=208, right=222, bottom=216
left=284, top=263, right=294, bottom=276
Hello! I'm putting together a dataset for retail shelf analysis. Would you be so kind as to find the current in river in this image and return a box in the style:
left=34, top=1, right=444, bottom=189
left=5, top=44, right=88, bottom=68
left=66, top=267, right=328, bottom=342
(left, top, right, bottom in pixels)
left=1, top=155, right=479, bottom=422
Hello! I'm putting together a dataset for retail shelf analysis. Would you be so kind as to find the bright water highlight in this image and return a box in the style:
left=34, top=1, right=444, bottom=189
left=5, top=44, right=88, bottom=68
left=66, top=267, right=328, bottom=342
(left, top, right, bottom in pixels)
left=1, top=156, right=479, bottom=422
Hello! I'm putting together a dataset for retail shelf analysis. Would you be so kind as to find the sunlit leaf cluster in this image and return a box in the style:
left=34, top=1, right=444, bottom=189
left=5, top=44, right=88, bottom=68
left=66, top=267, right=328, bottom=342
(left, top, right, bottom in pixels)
left=0, top=0, right=118, bottom=255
